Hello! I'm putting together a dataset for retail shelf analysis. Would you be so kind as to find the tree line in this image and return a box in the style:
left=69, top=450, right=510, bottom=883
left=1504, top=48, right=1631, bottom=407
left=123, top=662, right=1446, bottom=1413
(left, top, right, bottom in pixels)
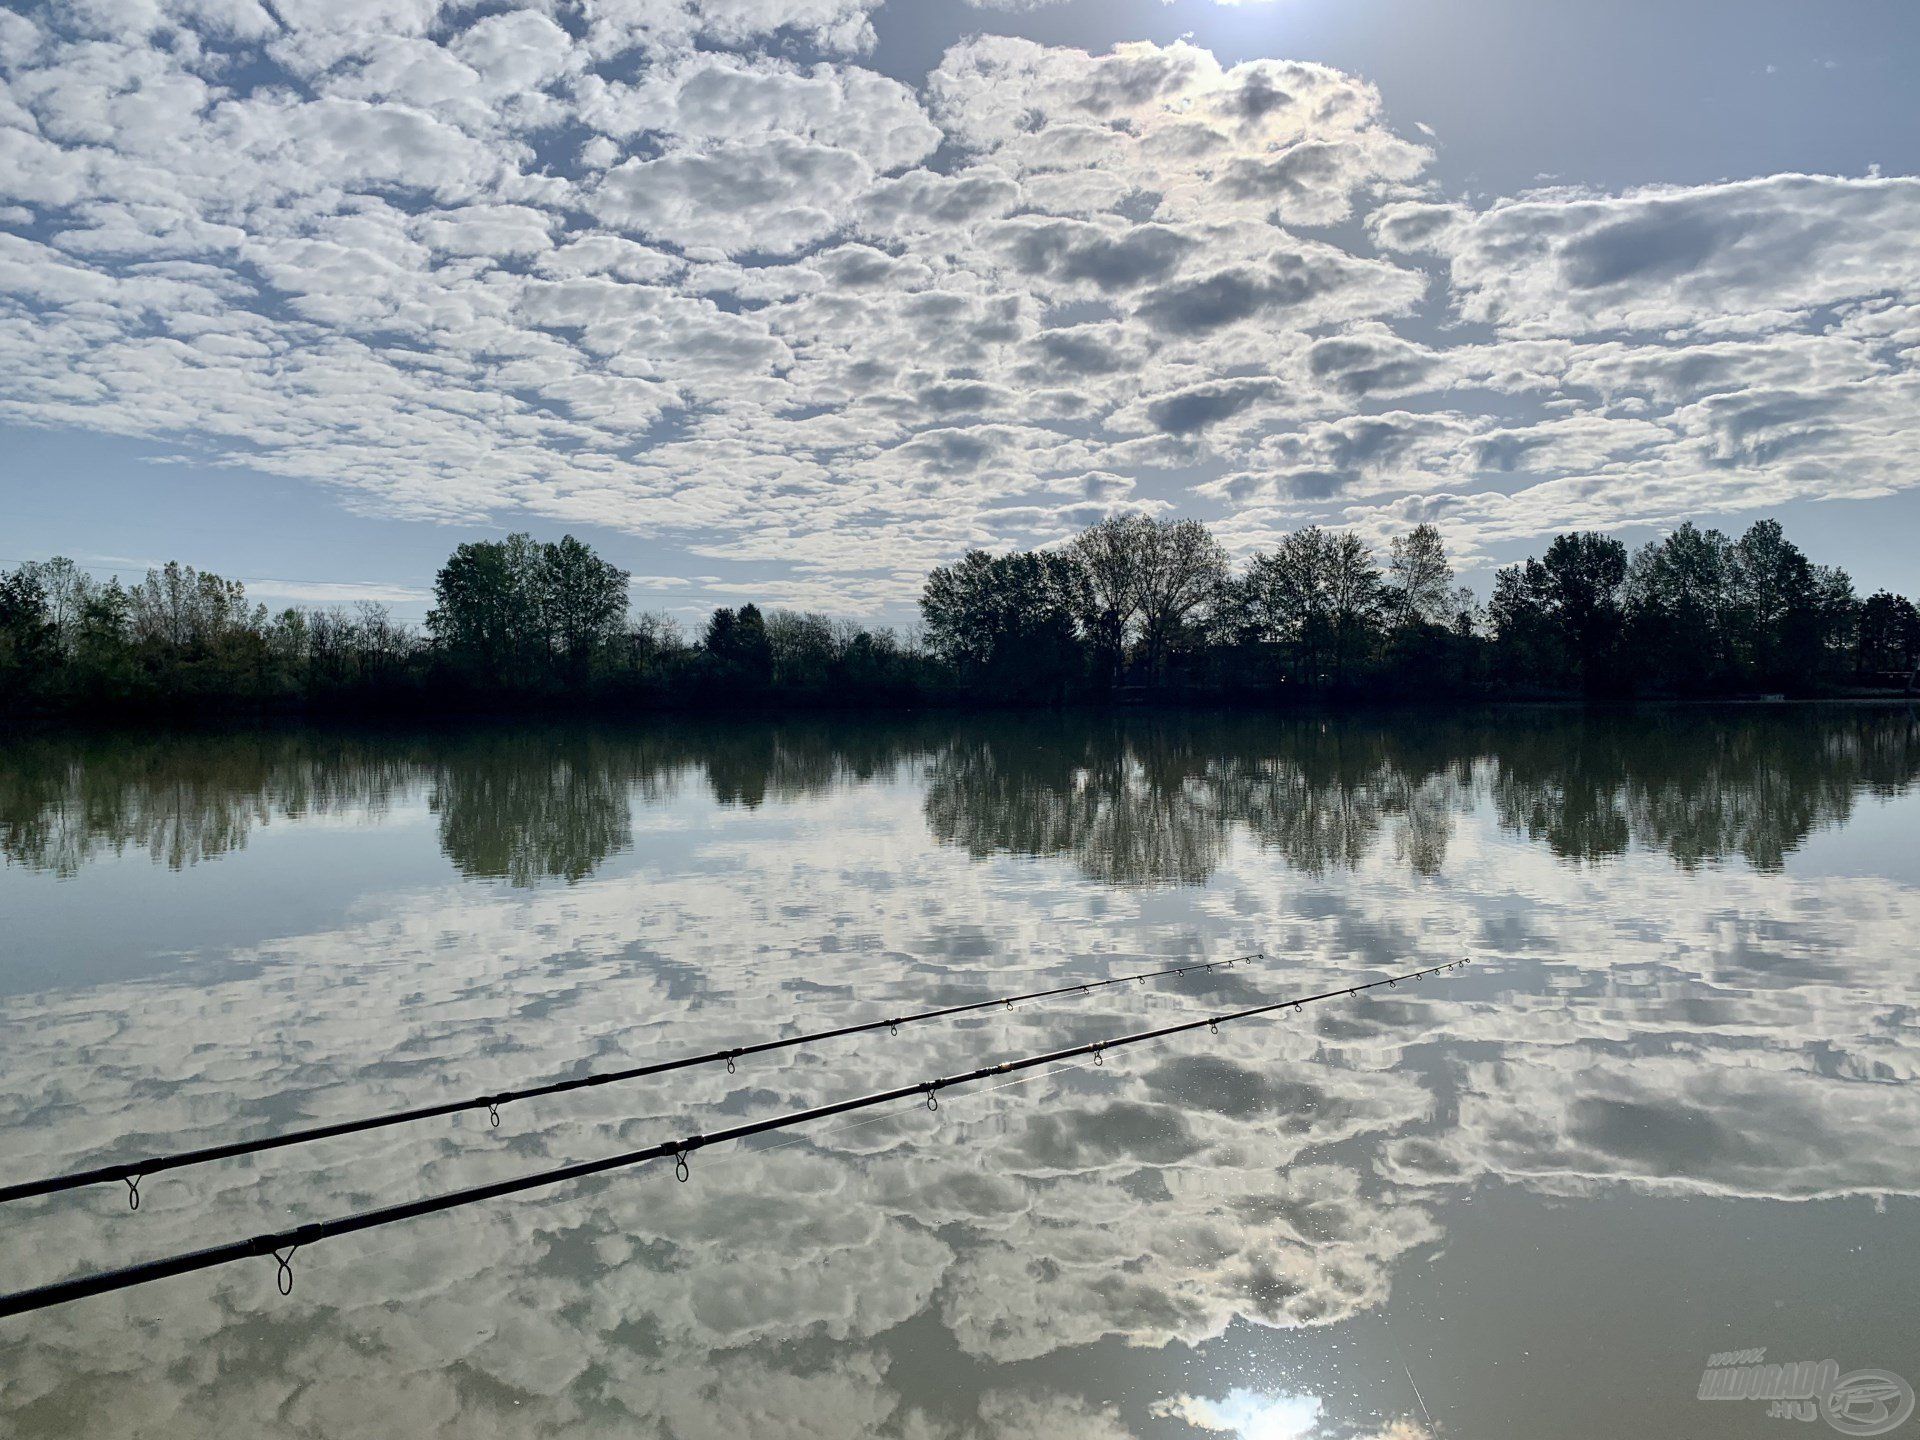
left=2, top=515, right=1915, bottom=717
left=916, top=513, right=1915, bottom=701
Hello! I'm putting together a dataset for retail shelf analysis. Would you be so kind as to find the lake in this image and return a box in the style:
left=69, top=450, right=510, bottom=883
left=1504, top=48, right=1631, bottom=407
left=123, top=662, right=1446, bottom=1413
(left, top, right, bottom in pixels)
left=1, top=709, right=1917, bottom=1439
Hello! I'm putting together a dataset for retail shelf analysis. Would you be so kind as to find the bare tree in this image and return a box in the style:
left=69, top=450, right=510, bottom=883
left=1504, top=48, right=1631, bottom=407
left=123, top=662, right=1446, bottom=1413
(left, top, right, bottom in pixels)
left=1386, top=523, right=1458, bottom=628
left=18, top=557, right=94, bottom=657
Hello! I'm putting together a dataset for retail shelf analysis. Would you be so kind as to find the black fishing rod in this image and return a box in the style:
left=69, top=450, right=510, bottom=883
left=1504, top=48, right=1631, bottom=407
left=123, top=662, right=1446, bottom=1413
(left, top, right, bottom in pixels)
left=0, top=950, right=1265, bottom=1210
left=0, top=959, right=1465, bottom=1320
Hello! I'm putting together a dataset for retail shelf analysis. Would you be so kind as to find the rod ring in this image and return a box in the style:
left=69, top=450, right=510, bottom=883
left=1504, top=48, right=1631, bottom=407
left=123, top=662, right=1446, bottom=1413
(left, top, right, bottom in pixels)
left=125, top=1174, right=142, bottom=1212
left=487, top=1102, right=500, bottom=1128
left=273, top=1247, right=298, bottom=1297
left=674, top=1151, right=690, bottom=1183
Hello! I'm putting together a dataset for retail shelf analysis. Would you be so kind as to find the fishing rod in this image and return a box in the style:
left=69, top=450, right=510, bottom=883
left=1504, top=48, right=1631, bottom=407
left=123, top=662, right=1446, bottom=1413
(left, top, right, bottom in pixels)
left=0, top=959, right=1466, bottom=1320
left=0, top=950, right=1266, bottom=1210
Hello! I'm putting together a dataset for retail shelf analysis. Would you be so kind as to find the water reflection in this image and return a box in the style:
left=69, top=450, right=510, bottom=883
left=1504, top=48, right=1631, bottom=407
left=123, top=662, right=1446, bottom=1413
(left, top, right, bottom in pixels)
left=1487, top=710, right=1920, bottom=869
left=0, top=709, right=1917, bottom=1438
left=0, top=732, right=411, bottom=876
left=429, top=732, right=637, bottom=886
left=4, top=709, right=1915, bottom=884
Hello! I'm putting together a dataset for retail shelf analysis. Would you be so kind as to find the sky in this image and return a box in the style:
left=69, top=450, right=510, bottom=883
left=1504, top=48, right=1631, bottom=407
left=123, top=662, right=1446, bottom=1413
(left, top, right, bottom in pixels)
left=2, top=0, right=1918, bottom=626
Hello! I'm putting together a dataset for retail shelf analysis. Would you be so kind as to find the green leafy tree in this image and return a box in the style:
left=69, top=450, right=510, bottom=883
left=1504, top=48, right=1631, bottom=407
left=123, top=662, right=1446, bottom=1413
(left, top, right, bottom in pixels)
left=1489, top=558, right=1565, bottom=689
left=1625, top=523, right=1733, bottom=689
left=540, top=535, right=629, bottom=678
left=703, top=603, right=774, bottom=689
left=0, top=566, right=55, bottom=699
left=1728, top=519, right=1817, bottom=685
left=428, top=536, right=543, bottom=682
left=1323, top=531, right=1386, bottom=683
left=1243, top=527, right=1383, bottom=687
left=1246, top=528, right=1331, bottom=684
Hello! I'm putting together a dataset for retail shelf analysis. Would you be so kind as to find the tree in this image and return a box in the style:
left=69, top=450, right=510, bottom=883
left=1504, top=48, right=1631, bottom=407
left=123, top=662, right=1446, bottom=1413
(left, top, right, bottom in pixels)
left=920, top=549, right=1084, bottom=698
left=1069, top=514, right=1148, bottom=687
left=1386, top=524, right=1457, bottom=629
left=0, top=566, right=55, bottom=695
left=1243, top=527, right=1383, bottom=687
left=1540, top=532, right=1629, bottom=693
left=540, top=535, right=628, bottom=677
left=1625, top=523, right=1733, bottom=689
left=72, top=579, right=137, bottom=696
left=1246, top=528, right=1332, bottom=683
left=765, top=610, right=838, bottom=691
left=703, top=603, right=773, bottom=688
left=1324, top=530, right=1386, bottom=683
left=1856, top=591, right=1920, bottom=677
left=16, top=556, right=94, bottom=657
left=1728, top=519, right=1816, bottom=685
left=429, top=539, right=535, bottom=681
left=1133, top=518, right=1229, bottom=681
left=1489, top=558, right=1564, bottom=688
left=130, top=561, right=199, bottom=652
left=626, top=612, right=684, bottom=676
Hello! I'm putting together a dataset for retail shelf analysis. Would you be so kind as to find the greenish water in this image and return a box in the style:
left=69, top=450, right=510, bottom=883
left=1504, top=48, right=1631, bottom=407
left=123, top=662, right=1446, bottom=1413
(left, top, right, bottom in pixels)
left=1, top=710, right=1917, bottom=1439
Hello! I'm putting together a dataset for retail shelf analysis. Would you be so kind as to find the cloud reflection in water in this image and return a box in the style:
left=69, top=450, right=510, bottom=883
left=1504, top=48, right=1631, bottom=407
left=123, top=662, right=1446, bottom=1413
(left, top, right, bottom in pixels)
left=0, top=708, right=1916, bottom=1438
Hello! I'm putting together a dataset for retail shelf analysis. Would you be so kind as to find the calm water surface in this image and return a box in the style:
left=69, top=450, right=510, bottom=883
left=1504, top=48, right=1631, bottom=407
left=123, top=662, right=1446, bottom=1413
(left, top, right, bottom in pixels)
left=1, top=710, right=1917, bottom=1439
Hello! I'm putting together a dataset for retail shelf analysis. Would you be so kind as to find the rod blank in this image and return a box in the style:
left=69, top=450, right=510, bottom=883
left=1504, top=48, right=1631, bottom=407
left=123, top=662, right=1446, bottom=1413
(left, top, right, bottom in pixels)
left=0, top=951, right=1263, bottom=1208
left=0, top=959, right=1466, bottom=1320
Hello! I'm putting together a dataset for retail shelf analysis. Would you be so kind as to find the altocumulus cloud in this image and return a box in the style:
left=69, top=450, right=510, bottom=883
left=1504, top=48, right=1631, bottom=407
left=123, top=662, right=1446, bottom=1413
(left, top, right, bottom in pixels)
left=2, top=4, right=1919, bottom=607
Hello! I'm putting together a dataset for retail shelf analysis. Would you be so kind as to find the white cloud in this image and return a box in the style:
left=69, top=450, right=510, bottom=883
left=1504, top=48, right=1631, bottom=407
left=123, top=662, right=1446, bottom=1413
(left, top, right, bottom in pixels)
left=1375, top=174, right=1920, bottom=336
left=1, top=10, right=1917, bottom=606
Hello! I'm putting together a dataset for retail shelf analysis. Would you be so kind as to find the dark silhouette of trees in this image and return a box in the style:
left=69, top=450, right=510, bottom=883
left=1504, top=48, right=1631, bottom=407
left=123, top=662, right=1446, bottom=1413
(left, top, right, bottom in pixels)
left=543, top=535, right=630, bottom=679
left=702, top=603, right=775, bottom=690
left=1544, top=531, right=1630, bottom=692
left=1857, top=592, right=1920, bottom=678
left=1134, top=518, right=1229, bottom=681
left=1490, top=533, right=1629, bottom=694
left=920, top=549, right=1085, bottom=699
left=1625, top=522, right=1733, bottom=691
left=1237, top=526, right=1388, bottom=690
left=1, top=514, right=1911, bottom=718
left=0, top=566, right=55, bottom=685
left=1069, top=515, right=1147, bottom=687
left=1386, top=523, right=1463, bottom=630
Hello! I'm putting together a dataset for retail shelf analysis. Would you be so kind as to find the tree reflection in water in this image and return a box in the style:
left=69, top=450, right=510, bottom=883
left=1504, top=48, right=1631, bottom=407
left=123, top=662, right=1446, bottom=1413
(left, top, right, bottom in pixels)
left=921, top=708, right=1919, bottom=883
left=2, top=707, right=1918, bottom=1439
left=1, top=708, right=1916, bottom=884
